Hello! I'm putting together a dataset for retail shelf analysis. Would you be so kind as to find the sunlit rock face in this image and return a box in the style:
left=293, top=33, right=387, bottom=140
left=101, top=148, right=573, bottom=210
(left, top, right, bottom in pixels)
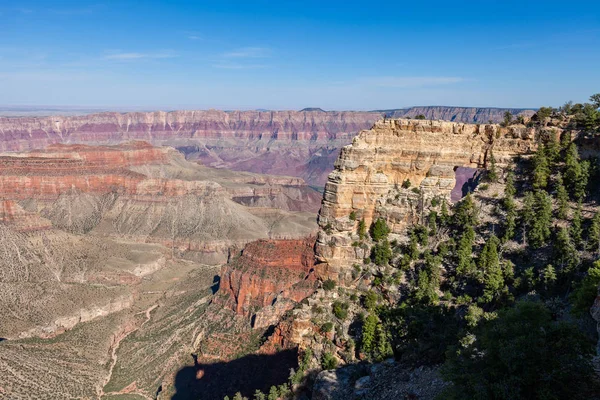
left=217, top=238, right=317, bottom=327
left=315, top=119, right=539, bottom=281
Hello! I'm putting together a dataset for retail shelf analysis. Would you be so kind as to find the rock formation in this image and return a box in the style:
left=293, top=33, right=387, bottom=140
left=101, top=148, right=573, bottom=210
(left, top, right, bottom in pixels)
left=0, top=142, right=319, bottom=258
left=315, top=119, right=541, bottom=281
left=218, top=238, right=317, bottom=328
left=0, top=107, right=535, bottom=187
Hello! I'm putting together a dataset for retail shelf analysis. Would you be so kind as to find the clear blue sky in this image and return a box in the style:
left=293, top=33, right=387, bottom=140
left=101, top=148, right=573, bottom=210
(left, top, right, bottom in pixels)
left=1, top=0, right=599, bottom=110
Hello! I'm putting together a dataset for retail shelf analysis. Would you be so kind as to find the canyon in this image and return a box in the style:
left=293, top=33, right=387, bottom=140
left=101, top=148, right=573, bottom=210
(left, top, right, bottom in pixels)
left=0, top=140, right=322, bottom=399
left=4, top=109, right=599, bottom=400
left=0, top=107, right=534, bottom=187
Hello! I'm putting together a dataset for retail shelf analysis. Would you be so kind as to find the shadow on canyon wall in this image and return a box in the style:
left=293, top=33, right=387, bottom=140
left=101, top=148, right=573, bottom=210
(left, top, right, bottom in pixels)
left=171, top=348, right=298, bottom=400
left=451, top=167, right=483, bottom=202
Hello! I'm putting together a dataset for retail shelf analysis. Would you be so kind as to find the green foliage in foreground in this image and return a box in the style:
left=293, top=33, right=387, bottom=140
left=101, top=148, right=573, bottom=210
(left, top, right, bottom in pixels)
left=441, top=301, right=598, bottom=400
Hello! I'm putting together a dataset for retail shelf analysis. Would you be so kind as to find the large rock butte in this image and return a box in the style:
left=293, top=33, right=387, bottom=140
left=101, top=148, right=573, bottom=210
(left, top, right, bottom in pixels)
left=315, top=118, right=543, bottom=281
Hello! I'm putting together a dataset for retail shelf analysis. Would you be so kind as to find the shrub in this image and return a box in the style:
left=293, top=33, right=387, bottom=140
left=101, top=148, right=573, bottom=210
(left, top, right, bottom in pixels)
left=321, top=352, right=338, bottom=370
left=332, top=301, right=349, bottom=319
left=321, top=322, right=334, bottom=332
left=401, top=179, right=411, bottom=189
left=322, top=279, right=336, bottom=291
left=349, top=211, right=357, bottom=221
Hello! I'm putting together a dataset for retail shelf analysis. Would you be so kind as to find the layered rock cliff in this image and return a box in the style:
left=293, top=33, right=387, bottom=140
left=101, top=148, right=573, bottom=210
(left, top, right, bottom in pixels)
left=218, top=238, right=317, bottom=328
left=0, top=107, right=535, bottom=187
left=386, top=106, right=535, bottom=123
left=315, top=119, right=541, bottom=280
left=0, top=142, right=319, bottom=263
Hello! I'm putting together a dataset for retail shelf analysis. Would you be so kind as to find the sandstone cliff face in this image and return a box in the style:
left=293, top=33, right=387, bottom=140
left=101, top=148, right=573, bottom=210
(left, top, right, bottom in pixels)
left=218, top=238, right=317, bottom=327
left=316, top=119, right=539, bottom=280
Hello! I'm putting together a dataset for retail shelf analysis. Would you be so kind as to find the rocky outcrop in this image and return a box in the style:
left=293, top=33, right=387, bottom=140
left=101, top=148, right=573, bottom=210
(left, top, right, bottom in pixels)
left=218, top=238, right=317, bottom=325
left=316, top=119, right=540, bottom=281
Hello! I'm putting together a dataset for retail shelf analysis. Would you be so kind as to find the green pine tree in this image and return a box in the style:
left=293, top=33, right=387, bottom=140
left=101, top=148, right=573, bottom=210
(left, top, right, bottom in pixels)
left=504, top=169, right=516, bottom=198
left=478, top=235, right=504, bottom=303
left=456, top=227, right=476, bottom=278
left=439, top=199, right=450, bottom=227
left=532, top=144, right=550, bottom=189
left=521, top=191, right=552, bottom=248
left=554, top=227, right=579, bottom=273
left=588, top=212, right=600, bottom=254
left=570, top=202, right=583, bottom=248
left=544, top=135, right=561, bottom=164
left=487, top=150, right=498, bottom=182
left=555, top=173, right=569, bottom=219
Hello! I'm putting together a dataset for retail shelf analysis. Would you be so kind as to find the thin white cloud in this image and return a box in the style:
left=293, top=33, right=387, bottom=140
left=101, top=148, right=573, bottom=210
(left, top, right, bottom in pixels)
left=361, top=76, right=465, bottom=88
left=188, top=35, right=202, bottom=40
left=221, top=47, right=271, bottom=58
left=212, top=63, right=268, bottom=70
left=212, top=46, right=272, bottom=70
left=104, top=52, right=177, bottom=60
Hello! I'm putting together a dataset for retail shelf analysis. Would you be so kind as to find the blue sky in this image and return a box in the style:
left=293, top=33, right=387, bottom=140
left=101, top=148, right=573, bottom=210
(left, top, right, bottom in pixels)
left=0, top=0, right=599, bottom=110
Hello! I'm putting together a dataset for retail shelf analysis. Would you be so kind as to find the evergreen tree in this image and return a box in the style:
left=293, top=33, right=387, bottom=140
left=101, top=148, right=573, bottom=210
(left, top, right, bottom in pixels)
left=371, top=240, right=392, bottom=266
left=502, top=169, right=517, bottom=242
left=487, top=150, right=498, bottom=182
left=588, top=212, right=600, bottom=255
left=504, top=169, right=516, bottom=198
left=439, top=199, right=450, bottom=227
left=591, top=93, right=600, bottom=109
left=408, top=232, right=420, bottom=261
left=414, top=252, right=441, bottom=304
left=456, top=227, right=476, bottom=278
left=564, top=143, right=588, bottom=201
left=502, top=110, right=513, bottom=127
left=544, top=135, right=561, bottom=164
left=441, top=301, right=598, bottom=400
left=560, top=131, right=571, bottom=151
left=521, top=190, right=552, bottom=248
left=540, top=264, right=557, bottom=291
left=502, top=205, right=517, bottom=243
left=575, top=159, right=590, bottom=201
left=532, top=144, right=550, bottom=189
left=370, top=218, right=390, bottom=241
left=554, top=227, right=579, bottom=273
left=555, top=173, right=569, bottom=219
left=427, top=211, right=438, bottom=235
left=268, top=386, right=279, bottom=400
left=570, top=202, right=583, bottom=248
left=478, top=235, right=504, bottom=303
left=452, top=193, right=478, bottom=228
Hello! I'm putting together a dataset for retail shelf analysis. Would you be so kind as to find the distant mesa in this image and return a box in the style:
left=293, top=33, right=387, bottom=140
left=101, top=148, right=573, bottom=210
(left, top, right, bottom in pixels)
left=299, top=107, right=326, bottom=112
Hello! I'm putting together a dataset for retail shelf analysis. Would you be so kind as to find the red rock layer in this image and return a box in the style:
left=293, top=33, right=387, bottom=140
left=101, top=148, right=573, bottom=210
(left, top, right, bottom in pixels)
left=0, top=110, right=380, bottom=187
left=218, top=238, right=317, bottom=317
left=0, top=142, right=222, bottom=201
